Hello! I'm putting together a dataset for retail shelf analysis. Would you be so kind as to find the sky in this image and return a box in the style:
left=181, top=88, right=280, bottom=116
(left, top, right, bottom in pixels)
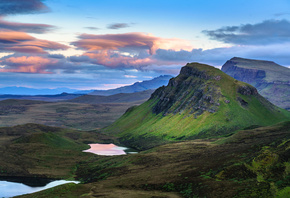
left=0, top=0, right=290, bottom=90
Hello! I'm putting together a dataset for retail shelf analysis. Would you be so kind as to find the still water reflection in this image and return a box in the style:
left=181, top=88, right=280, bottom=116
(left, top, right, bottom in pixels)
left=83, top=143, right=138, bottom=156
left=0, top=179, right=79, bottom=198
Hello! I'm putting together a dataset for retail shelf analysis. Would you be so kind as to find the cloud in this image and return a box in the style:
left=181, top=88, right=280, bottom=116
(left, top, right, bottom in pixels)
left=0, top=31, right=34, bottom=43
left=68, top=55, right=93, bottom=63
left=72, top=32, right=192, bottom=55
left=84, top=27, right=100, bottom=30
left=0, top=0, right=49, bottom=16
left=203, top=19, right=290, bottom=45
left=0, top=18, right=55, bottom=33
left=0, top=66, right=160, bottom=90
left=0, top=30, right=69, bottom=54
left=70, top=32, right=193, bottom=69
left=48, top=54, right=65, bottom=59
left=0, top=55, right=58, bottom=73
left=152, top=43, right=290, bottom=67
left=274, top=12, right=290, bottom=17
left=107, top=23, right=131, bottom=29
left=124, top=75, right=137, bottom=78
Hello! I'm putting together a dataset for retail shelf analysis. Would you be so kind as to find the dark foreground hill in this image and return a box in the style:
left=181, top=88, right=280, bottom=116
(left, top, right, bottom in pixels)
left=17, top=121, right=290, bottom=198
left=222, top=57, right=290, bottom=110
left=89, top=75, right=173, bottom=96
left=0, top=123, right=112, bottom=179
left=104, top=62, right=290, bottom=150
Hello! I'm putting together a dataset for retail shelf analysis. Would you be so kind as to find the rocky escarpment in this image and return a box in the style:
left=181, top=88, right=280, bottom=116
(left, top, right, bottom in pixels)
left=222, top=61, right=266, bottom=85
left=150, top=64, right=222, bottom=116
left=222, top=57, right=290, bottom=110
left=105, top=62, right=290, bottom=150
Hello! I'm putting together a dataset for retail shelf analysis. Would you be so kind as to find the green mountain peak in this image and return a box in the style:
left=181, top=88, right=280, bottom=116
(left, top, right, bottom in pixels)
left=105, top=62, right=290, bottom=150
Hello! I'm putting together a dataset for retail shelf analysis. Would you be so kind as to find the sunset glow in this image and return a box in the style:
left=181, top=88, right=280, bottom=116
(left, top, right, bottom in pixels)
left=0, top=0, right=289, bottom=89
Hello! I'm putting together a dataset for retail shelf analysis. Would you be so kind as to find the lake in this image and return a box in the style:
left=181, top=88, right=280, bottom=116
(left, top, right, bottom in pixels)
left=0, top=143, right=136, bottom=197
left=0, top=178, right=79, bottom=198
left=83, top=143, right=138, bottom=156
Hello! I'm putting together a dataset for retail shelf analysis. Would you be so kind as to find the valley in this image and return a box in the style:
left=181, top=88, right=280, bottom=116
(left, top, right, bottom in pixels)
left=1, top=1, right=290, bottom=197
left=0, top=90, right=153, bottom=130
left=0, top=60, right=289, bottom=197
left=13, top=121, right=290, bottom=198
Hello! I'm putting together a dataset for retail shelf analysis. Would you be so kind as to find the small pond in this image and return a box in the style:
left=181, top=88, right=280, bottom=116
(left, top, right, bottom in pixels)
left=0, top=177, right=79, bottom=198
left=83, top=143, right=138, bottom=156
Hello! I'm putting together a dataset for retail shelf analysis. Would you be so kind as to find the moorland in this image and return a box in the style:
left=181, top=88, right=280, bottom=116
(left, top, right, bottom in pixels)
left=0, top=58, right=289, bottom=198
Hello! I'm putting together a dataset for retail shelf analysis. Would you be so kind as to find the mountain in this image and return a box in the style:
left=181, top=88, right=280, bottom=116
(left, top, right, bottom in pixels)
left=221, top=57, right=290, bottom=110
left=0, top=92, right=84, bottom=102
left=0, top=87, right=80, bottom=95
left=67, top=89, right=154, bottom=104
left=89, top=75, right=173, bottom=96
left=104, top=62, right=290, bottom=150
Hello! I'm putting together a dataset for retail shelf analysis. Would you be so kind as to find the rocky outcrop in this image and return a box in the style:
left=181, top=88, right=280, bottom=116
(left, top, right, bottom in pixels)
left=222, top=60, right=266, bottom=85
left=237, top=85, right=258, bottom=95
left=222, top=57, right=290, bottom=110
left=150, top=63, right=221, bottom=116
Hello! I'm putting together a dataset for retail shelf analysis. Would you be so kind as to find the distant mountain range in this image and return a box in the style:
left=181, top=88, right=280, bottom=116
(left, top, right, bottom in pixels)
left=67, top=89, right=154, bottom=104
left=0, top=92, right=84, bottom=102
left=222, top=57, right=290, bottom=110
left=88, top=75, right=173, bottom=96
left=0, top=87, right=80, bottom=95
left=0, top=75, right=173, bottom=96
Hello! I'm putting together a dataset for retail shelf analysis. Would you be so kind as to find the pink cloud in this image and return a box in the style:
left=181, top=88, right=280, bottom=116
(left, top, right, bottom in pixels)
left=84, top=51, right=181, bottom=69
left=0, top=31, right=34, bottom=43
left=72, top=32, right=193, bottom=69
left=6, top=46, right=46, bottom=53
left=19, top=39, right=69, bottom=51
left=0, top=56, right=58, bottom=74
left=0, top=30, right=69, bottom=53
left=73, top=32, right=192, bottom=55
left=0, top=17, right=54, bottom=33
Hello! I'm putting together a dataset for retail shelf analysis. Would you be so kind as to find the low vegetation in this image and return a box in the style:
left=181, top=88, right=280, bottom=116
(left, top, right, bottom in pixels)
left=15, top=121, right=290, bottom=198
left=2, top=61, right=289, bottom=197
left=0, top=123, right=115, bottom=179
left=0, top=101, right=140, bottom=130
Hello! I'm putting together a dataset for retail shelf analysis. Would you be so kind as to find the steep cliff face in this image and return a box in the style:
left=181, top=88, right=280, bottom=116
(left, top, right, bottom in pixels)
left=104, top=62, right=290, bottom=150
left=150, top=65, right=222, bottom=116
left=222, top=57, right=290, bottom=110
left=222, top=61, right=266, bottom=85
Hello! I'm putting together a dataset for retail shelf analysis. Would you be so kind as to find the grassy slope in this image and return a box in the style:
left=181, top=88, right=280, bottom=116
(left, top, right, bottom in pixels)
left=0, top=123, right=114, bottom=179
left=105, top=63, right=290, bottom=150
left=21, top=121, right=290, bottom=198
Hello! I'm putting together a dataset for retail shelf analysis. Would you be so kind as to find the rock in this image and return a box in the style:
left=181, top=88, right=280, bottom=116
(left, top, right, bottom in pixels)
left=237, top=85, right=258, bottom=95
left=222, top=57, right=290, bottom=110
